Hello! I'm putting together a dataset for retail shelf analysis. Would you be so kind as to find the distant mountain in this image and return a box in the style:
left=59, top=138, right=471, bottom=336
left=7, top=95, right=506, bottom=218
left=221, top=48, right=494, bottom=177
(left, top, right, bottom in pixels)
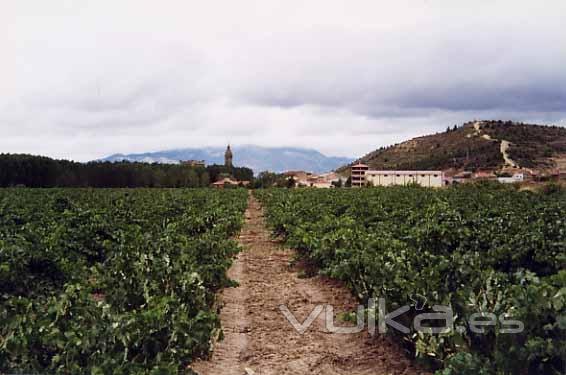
left=102, top=146, right=353, bottom=174
left=338, top=120, right=566, bottom=173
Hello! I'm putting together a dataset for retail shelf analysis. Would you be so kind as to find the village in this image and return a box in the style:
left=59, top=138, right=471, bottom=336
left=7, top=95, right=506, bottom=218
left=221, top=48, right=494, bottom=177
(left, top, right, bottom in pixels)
left=189, top=145, right=564, bottom=189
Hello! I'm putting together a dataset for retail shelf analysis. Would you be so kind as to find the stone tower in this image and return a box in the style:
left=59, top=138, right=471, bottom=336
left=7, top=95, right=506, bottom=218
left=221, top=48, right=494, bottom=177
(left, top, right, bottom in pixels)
left=224, top=144, right=233, bottom=168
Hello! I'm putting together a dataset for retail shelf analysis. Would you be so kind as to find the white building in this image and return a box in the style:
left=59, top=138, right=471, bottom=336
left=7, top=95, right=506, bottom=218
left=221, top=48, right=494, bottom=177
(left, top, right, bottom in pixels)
left=497, top=173, right=524, bottom=184
left=351, top=167, right=444, bottom=188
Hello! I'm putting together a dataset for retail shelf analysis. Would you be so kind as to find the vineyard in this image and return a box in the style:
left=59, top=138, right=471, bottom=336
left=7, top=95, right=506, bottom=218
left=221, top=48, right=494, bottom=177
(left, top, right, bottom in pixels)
left=256, top=185, right=566, bottom=374
left=1, top=185, right=564, bottom=374
left=0, top=188, right=248, bottom=374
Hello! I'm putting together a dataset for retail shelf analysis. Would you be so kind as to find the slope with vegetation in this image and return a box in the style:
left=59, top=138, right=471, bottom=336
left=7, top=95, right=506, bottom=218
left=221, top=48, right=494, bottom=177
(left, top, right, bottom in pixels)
left=479, top=121, right=566, bottom=169
left=341, top=121, right=566, bottom=173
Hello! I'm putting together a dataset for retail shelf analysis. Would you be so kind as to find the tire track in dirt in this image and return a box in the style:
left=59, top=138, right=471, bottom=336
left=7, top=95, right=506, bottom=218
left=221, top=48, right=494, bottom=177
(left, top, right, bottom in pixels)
left=191, top=193, right=426, bottom=375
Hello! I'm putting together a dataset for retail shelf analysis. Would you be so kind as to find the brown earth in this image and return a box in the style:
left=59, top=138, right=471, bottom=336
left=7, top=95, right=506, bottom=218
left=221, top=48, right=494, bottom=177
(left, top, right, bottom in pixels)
left=339, top=120, right=566, bottom=173
left=191, top=194, right=427, bottom=375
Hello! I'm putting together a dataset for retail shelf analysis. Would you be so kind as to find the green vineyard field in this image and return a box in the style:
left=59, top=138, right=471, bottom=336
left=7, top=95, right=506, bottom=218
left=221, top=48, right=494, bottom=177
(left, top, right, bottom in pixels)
left=256, top=184, right=566, bottom=374
left=0, top=188, right=248, bottom=374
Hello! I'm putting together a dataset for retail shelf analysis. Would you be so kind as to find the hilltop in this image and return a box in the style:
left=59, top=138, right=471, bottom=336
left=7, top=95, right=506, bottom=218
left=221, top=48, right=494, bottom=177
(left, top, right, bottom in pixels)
left=340, top=120, right=566, bottom=173
left=103, top=146, right=353, bottom=174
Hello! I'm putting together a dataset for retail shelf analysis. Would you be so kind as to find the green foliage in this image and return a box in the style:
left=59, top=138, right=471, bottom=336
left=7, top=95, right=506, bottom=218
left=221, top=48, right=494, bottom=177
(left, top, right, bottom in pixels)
left=252, top=171, right=288, bottom=189
left=437, top=352, right=491, bottom=375
left=0, top=154, right=253, bottom=188
left=482, top=121, right=566, bottom=168
left=0, top=188, right=248, bottom=374
left=256, top=186, right=566, bottom=374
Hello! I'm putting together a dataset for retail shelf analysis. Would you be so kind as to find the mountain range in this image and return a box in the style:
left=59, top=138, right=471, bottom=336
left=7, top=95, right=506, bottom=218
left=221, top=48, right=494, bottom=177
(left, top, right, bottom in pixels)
left=101, top=121, right=566, bottom=176
left=102, top=146, right=353, bottom=174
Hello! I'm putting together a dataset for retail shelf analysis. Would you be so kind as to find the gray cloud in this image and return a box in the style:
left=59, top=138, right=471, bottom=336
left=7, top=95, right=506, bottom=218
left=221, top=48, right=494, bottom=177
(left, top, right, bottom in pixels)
left=1, top=0, right=565, bottom=161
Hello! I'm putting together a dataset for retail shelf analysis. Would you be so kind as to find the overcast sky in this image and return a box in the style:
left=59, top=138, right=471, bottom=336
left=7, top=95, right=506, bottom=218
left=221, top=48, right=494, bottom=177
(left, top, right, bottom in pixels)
left=2, top=0, right=565, bottom=161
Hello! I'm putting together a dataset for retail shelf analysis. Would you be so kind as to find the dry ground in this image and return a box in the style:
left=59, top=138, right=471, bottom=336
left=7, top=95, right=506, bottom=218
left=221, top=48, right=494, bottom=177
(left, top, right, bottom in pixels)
left=191, top=194, right=426, bottom=375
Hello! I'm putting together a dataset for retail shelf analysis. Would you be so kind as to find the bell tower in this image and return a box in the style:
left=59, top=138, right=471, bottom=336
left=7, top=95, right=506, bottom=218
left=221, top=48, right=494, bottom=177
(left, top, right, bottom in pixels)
left=224, top=144, right=233, bottom=168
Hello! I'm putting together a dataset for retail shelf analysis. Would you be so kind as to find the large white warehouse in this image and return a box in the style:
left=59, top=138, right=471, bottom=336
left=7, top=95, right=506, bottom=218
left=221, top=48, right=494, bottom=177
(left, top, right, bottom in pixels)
left=351, top=164, right=444, bottom=188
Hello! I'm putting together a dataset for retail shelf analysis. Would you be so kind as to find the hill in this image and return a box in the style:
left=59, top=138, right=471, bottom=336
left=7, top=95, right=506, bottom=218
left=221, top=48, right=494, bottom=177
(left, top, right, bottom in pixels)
left=340, top=120, right=566, bottom=173
left=102, top=146, right=353, bottom=174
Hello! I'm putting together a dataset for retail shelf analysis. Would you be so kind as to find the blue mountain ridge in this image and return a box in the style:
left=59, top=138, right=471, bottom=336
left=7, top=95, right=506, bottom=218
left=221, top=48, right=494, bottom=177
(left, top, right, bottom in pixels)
left=101, top=145, right=353, bottom=174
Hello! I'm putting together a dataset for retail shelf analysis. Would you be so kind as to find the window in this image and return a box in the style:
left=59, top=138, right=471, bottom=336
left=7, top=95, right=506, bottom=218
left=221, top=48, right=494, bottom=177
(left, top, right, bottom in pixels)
left=433, top=174, right=438, bottom=177
left=396, top=174, right=400, bottom=177
left=421, top=174, right=426, bottom=177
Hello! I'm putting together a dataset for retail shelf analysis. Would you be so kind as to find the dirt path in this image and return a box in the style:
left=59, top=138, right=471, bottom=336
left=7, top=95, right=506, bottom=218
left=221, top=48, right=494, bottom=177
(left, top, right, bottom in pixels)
left=500, top=140, right=518, bottom=168
left=191, top=194, right=426, bottom=375
left=472, top=121, right=519, bottom=168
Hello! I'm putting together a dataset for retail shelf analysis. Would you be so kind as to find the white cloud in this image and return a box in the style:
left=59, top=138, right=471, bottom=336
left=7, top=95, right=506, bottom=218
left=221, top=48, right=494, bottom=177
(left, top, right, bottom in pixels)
left=1, top=0, right=565, bottom=161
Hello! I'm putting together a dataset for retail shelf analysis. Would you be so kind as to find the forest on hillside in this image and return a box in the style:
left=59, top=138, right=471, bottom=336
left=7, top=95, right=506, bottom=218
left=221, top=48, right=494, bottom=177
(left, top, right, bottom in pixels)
left=0, top=154, right=254, bottom=188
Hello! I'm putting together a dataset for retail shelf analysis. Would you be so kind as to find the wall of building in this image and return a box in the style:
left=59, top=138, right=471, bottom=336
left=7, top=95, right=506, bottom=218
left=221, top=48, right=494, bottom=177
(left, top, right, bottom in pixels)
left=497, top=173, right=524, bottom=184
left=365, top=171, right=443, bottom=188
left=351, top=165, right=369, bottom=187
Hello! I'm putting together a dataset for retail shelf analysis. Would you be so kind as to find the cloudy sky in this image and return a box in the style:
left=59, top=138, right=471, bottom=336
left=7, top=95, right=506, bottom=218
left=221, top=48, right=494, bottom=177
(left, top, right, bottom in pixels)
left=2, top=0, right=566, bottom=161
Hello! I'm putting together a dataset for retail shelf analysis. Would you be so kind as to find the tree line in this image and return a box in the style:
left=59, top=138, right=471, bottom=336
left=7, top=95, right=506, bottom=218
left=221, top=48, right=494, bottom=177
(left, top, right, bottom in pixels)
left=0, top=154, right=254, bottom=188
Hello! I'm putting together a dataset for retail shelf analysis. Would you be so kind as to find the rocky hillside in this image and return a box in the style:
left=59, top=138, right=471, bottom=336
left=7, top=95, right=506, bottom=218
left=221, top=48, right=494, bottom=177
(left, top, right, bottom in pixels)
left=340, top=120, right=566, bottom=173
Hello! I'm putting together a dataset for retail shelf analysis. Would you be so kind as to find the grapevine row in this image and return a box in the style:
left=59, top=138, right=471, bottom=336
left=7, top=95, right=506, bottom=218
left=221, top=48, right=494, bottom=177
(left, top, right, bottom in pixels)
left=256, top=185, right=565, bottom=374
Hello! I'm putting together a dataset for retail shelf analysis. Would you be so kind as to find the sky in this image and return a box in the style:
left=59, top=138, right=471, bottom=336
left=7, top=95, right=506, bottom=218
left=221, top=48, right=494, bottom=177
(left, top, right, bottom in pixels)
left=1, top=0, right=566, bottom=161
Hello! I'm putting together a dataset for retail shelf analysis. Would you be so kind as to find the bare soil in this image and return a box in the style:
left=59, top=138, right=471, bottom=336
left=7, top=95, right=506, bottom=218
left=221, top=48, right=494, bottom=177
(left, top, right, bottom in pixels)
left=191, top=194, right=427, bottom=375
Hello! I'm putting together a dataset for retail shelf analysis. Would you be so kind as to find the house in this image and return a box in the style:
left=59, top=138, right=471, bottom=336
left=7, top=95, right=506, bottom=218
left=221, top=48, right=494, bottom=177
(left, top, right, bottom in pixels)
left=310, top=172, right=343, bottom=188
left=310, top=181, right=334, bottom=188
left=283, top=170, right=343, bottom=188
left=318, top=172, right=341, bottom=183
left=180, top=160, right=206, bottom=168
left=284, top=170, right=311, bottom=180
left=451, top=171, right=474, bottom=184
left=473, top=171, right=496, bottom=180
left=211, top=177, right=250, bottom=188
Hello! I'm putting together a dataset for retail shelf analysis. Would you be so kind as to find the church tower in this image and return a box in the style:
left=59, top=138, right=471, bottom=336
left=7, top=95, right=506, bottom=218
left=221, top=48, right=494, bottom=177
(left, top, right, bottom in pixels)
left=224, top=144, right=233, bottom=168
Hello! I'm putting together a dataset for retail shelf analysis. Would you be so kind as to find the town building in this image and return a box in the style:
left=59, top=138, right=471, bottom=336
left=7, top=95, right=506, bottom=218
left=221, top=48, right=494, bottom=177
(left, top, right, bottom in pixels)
left=350, top=164, right=443, bottom=188
left=364, top=170, right=444, bottom=187
left=473, top=171, right=497, bottom=180
left=311, top=172, right=342, bottom=188
left=180, top=160, right=206, bottom=168
left=284, top=171, right=312, bottom=186
left=283, top=170, right=345, bottom=188
left=497, top=173, right=524, bottom=184
left=351, top=163, right=369, bottom=187
left=211, top=177, right=250, bottom=188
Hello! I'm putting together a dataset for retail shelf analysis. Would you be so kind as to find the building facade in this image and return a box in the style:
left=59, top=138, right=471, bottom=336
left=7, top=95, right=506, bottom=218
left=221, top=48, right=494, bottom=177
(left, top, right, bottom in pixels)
left=497, top=173, right=524, bottom=184
left=180, top=160, right=206, bottom=168
left=365, top=170, right=444, bottom=187
left=211, top=177, right=250, bottom=188
left=351, top=165, right=444, bottom=188
left=351, top=163, right=369, bottom=187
